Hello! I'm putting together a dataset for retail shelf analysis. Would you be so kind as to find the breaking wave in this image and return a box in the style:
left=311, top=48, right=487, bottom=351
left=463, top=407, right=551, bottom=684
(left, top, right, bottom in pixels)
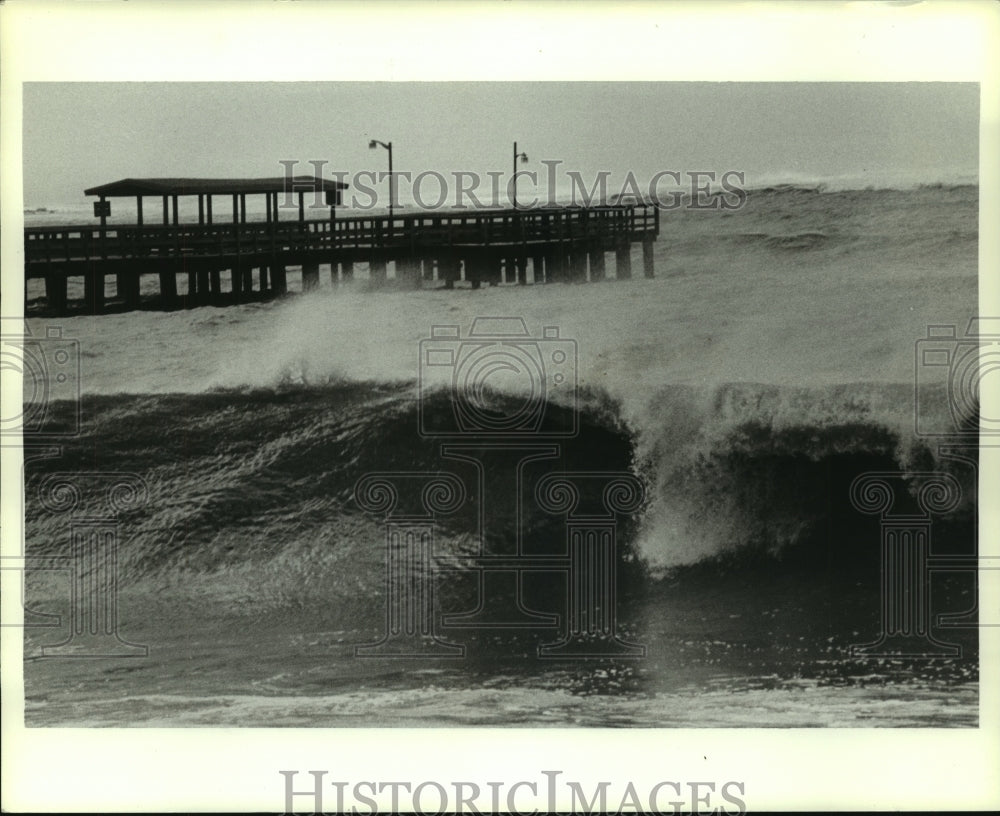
left=23, top=378, right=976, bottom=608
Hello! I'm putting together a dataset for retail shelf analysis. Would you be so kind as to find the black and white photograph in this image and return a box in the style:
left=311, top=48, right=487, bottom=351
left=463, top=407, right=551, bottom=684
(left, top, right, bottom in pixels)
left=2, top=1, right=998, bottom=813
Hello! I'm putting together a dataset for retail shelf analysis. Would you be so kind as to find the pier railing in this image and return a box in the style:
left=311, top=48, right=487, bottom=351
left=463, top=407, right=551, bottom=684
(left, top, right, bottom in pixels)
left=25, top=204, right=658, bottom=270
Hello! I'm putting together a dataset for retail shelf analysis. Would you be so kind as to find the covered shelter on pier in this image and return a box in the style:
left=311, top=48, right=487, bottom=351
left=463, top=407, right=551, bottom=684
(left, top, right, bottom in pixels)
left=83, top=176, right=348, bottom=226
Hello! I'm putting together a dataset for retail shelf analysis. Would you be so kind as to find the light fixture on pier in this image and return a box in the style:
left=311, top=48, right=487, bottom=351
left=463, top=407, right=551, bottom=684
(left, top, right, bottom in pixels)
left=513, top=142, right=529, bottom=209
left=369, top=138, right=394, bottom=218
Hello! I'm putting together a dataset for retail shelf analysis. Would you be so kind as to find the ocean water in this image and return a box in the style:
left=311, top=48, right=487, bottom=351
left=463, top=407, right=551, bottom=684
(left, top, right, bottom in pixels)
left=19, top=183, right=981, bottom=726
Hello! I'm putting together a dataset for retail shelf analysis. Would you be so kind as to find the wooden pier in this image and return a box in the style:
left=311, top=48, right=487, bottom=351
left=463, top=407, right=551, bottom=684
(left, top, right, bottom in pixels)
left=24, top=177, right=660, bottom=315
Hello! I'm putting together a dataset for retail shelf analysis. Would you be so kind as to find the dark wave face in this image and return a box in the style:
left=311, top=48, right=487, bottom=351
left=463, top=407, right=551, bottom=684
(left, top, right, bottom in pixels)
left=25, top=386, right=637, bottom=582
left=24, top=380, right=977, bottom=605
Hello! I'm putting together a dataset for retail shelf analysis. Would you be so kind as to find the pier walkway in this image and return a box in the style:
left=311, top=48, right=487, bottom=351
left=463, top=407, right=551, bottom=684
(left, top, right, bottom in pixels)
left=25, top=190, right=660, bottom=315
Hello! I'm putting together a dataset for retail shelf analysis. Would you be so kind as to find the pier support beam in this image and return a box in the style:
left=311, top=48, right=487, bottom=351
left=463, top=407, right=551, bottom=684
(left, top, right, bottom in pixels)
left=197, top=270, right=211, bottom=302
left=531, top=254, right=544, bottom=284
left=210, top=270, right=222, bottom=296
left=84, top=270, right=104, bottom=314
left=467, top=253, right=502, bottom=288
left=541, top=252, right=554, bottom=284
left=546, top=246, right=566, bottom=284
left=514, top=258, right=528, bottom=285
left=340, top=260, right=354, bottom=284
left=302, top=262, right=320, bottom=292
left=258, top=266, right=269, bottom=293
left=369, top=258, right=387, bottom=286
left=569, top=251, right=588, bottom=283
left=186, top=271, right=198, bottom=305
left=116, top=273, right=129, bottom=302
left=438, top=258, right=459, bottom=289
left=615, top=241, right=632, bottom=280
left=120, top=269, right=141, bottom=310
left=501, top=257, right=514, bottom=285
left=396, top=257, right=421, bottom=289
left=464, top=256, right=483, bottom=289
left=485, top=253, right=503, bottom=287
left=589, top=245, right=606, bottom=282
left=271, top=265, right=287, bottom=295
left=642, top=239, right=655, bottom=278
left=45, top=272, right=68, bottom=314
left=230, top=267, right=243, bottom=300
left=159, top=271, right=177, bottom=305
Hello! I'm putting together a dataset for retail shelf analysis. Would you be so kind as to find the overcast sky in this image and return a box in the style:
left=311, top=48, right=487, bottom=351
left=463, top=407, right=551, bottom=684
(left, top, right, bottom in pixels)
left=22, top=82, right=979, bottom=206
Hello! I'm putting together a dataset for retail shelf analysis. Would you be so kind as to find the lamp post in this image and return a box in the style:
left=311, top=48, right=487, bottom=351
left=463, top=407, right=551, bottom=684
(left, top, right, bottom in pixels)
left=369, top=139, right=393, bottom=218
left=512, top=141, right=528, bottom=209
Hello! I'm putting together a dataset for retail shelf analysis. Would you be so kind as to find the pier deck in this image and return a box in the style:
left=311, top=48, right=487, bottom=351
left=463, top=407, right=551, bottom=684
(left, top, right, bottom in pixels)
left=25, top=205, right=659, bottom=315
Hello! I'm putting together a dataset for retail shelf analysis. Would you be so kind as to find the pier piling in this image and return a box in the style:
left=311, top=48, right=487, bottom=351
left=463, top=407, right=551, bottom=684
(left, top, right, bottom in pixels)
left=122, top=268, right=142, bottom=309
left=546, top=248, right=565, bottom=284
left=369, top=257, right=387, bottom=286
left=159, top=271, right=177, bottom=304
left=197, top=270, right=210, bottom=302
left=615, top=241, right=632, bottom=280
left=84, top=270, right=104, bottom=313
left=466, top=256, right=485, bottom=289
left=589, top=245, right=606, bottom=282
left=642, top=239, right=655, bottom=278
left=397, top=257, right=421, bottom=289
left=515, top=257, right=527, bottom=285
left=532, top=254, right=544, bottom=284
left=271, top=265, right=287, bottom=294
left=302, top=262, right=320, bottom=292
left=439, top=257, right=459, bottom=289
left=116, top=272, right=129, bottom=302
left=230, top=267, right=243, bottom=300
left=45, top=272, right=68, bottom=313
